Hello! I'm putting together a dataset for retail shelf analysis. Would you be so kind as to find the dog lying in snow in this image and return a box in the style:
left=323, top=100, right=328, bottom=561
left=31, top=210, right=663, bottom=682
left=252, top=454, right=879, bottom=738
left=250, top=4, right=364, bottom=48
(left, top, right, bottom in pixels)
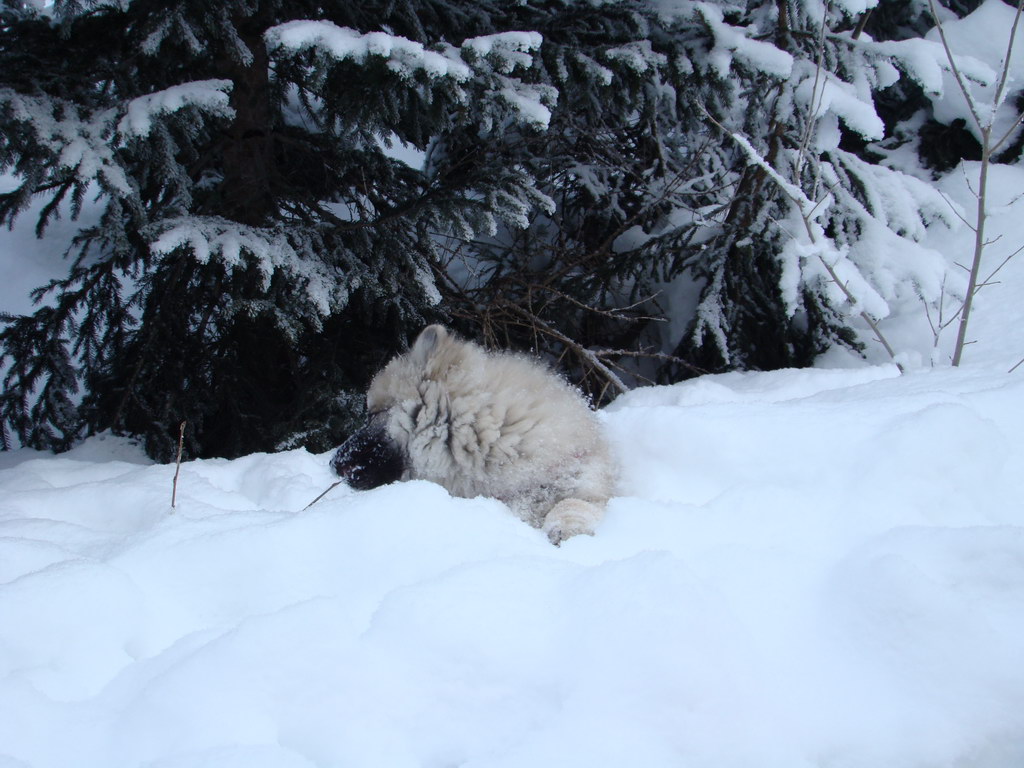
left=331, top=325, right=615, bottom=544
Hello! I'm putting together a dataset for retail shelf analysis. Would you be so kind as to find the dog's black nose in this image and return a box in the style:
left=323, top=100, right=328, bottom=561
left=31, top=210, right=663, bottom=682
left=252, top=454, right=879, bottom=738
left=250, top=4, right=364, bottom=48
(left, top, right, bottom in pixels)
left=331, top=418, right=405, bottom=490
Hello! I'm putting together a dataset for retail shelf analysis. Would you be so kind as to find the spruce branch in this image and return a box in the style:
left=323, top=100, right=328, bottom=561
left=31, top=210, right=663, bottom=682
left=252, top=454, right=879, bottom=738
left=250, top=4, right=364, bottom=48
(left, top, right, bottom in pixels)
left=700, top=106, right=903, bottom=371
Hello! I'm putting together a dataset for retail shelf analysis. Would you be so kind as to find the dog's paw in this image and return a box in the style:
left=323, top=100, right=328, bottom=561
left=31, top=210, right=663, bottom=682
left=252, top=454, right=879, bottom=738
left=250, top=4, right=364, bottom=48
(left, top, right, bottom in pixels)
left=542, top=498, right=602, bottom=546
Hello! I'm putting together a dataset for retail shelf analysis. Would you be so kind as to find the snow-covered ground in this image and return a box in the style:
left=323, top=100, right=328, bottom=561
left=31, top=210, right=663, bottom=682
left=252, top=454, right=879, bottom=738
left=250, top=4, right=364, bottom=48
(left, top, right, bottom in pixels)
left=2, top=356, right=1024, bottom=768
left=3, top=156, right=1024, bottom=764
left=3, top=6, right=1024, bottom=762
left=2, top=171, right=1024, bottom=768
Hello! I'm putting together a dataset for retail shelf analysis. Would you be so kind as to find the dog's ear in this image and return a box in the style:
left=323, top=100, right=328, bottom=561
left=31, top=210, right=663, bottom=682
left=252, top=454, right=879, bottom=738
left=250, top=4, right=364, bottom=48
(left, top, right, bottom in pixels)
left=409, top=324, right=448, bottom=367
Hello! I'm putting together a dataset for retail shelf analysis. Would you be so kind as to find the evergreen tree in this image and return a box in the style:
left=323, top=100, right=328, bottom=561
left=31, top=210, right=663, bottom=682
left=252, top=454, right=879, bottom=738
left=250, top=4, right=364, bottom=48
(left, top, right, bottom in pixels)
left=440, top=0, right=963, bottom=398
left=0, top=0, right=552, bottom=458
left=666, top=0, right=956, bottom=374
left=1, top=0, right=986, bottom=458
left=434, top=0, right=712, bottom=400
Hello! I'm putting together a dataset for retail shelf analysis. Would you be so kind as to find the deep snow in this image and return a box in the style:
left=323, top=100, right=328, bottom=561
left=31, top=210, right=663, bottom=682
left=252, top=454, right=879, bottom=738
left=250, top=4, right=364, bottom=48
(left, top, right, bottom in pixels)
left=3, top=124, right=1024, bottom=768
left=3, top=3, right=1024, bottom=765
left=1, top=361, right=1023, bottom=768
left=3, top=169, right=1024, bottom=762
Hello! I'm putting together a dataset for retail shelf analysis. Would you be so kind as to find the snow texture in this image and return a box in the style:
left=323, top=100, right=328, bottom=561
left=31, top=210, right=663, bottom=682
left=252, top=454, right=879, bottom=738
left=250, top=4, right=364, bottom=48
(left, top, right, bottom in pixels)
left=1, top=361, right=1024, bottom=768
left=924, top=0, right=1024, bottom=143
left=695, top=2, right=794, bottom=79
left=794, top=69, right=885, bottom=140
left=3, top=7, right=1024, bottom=764
left=2, top=161, right=1024, bottom=767
left=463, top=31, right=542, bottom=70
left=149, top=217, right=345, bottom=318
left=0, top=78, right=236, bottom=210
left=0, top=91, right=131, bottom=194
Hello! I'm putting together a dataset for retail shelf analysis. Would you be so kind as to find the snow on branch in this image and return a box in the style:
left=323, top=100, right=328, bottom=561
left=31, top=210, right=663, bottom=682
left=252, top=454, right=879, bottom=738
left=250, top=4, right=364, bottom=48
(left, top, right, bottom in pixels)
left=868, top=38, right=993, bottom=97
left=149, top=217, right=345, bottom=318
left=604, top=41, right=668, bottom=73
left=461, top=31, right=554, bottom=128
left=117, top=80, right=234, bottom=138
left=703, top=110, right=912, bottom=364
left=265, top=22, right=555, bottom=128
left=725, top=129, right=820, bottom=221
left=265, top=21, right=473, bottom=81
left=0, top=90, right=131, bottom=194
left=694, top=2, right=794, bottom=79
left=1, top=80, right=236, bottom=197
left=794, top=69, right=885, bottom=140
left=462, top=31, right=542, bottom=72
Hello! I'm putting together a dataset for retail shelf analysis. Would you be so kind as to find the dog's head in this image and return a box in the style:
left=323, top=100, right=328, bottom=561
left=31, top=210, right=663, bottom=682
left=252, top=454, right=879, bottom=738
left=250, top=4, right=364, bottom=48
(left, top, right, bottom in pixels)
left=331, top=325, right=453, bottom=490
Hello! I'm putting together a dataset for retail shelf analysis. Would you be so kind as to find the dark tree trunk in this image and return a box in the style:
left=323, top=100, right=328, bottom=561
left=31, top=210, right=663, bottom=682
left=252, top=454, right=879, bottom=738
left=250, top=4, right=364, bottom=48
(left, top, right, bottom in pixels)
left=220, top=24, right=276, bottom=226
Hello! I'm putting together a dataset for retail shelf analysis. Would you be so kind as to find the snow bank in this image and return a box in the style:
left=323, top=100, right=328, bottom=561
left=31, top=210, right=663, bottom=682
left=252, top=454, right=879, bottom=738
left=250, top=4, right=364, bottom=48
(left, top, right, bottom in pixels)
left=2, top=365, right=1023, bottom=767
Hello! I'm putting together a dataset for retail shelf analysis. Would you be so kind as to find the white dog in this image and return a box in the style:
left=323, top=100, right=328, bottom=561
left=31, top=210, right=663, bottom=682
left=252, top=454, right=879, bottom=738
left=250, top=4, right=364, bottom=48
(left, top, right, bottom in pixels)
left=331, top=325, right=615, bottom=543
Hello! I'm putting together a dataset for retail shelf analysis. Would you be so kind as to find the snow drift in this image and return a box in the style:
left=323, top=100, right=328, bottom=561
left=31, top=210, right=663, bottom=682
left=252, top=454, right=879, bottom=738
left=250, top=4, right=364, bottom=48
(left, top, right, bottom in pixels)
left=2, top=363, right=1023, bottom=768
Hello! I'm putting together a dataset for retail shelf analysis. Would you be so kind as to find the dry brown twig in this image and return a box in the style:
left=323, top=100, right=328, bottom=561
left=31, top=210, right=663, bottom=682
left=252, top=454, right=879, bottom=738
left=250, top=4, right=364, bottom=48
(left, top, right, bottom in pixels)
left=303, top=479, right=344, bottom=511
left=171, top=420, right=185, bottom=510
left=498, top=301, right=631, bottom=395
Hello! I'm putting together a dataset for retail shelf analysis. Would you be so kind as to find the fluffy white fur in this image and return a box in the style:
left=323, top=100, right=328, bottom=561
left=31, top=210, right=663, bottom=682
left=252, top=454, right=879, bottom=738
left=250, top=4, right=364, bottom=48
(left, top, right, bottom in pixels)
left=367, top=325, right=616, bottom=543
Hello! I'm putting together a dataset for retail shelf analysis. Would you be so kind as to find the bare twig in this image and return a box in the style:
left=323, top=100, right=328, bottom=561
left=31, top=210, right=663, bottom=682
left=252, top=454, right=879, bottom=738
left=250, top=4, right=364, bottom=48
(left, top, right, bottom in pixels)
left=500, top=302, right=630, bottom=394
left=795, top=5, right=832, bottom=190
left=923, top=273, right=946, bottom=353
left=542, top=286, right=665, bottom=323
left=987, top=0, right=1024, bottom=131
left=593, top=347, right=709, bottom=376
left=171, top=420, right=185, bottom=510
left=927, top=0, right=987, bottom=134
left=978, top=243, right=1024, bottom=289
left=936, top=188, right=977, bottom=231
left=303, top=479, right=344, bottom=511
left=852, top=9, right=873, bottom=40
left=818, top=255, right=902, bottom=367
left=991, top=111, right=1024, bottom=155
left=928, top=0, right=1024, bottom=366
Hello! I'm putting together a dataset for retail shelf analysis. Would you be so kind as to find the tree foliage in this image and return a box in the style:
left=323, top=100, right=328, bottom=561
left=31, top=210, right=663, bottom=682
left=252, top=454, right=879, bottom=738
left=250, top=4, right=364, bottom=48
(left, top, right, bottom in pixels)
left=1, top=0, right=552, bottom=458
left=438, top=0, right=969, bottom=396
left=1, top=0, right=1015, bottom=458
